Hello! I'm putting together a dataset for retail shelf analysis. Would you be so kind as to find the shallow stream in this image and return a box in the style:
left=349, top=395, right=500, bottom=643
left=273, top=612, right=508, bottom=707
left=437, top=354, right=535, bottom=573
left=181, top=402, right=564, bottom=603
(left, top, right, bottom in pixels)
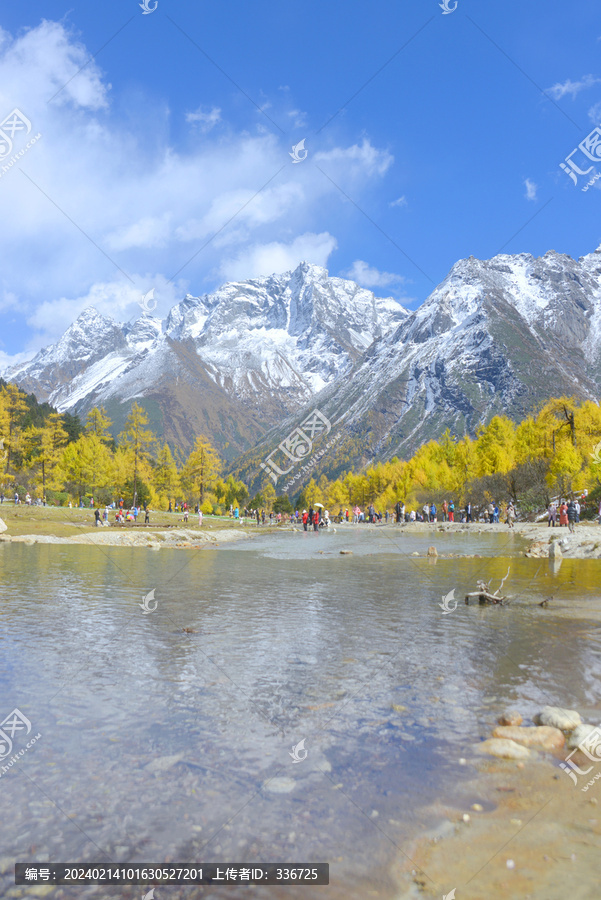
left=0, top=527, right=600, bottom=898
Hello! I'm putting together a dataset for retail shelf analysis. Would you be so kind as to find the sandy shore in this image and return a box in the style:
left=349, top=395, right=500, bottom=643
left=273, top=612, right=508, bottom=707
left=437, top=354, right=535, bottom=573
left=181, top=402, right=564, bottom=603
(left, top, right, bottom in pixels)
left=0, top=525, right=249, bottom=548
left=391, top=729, right=601, bottom=900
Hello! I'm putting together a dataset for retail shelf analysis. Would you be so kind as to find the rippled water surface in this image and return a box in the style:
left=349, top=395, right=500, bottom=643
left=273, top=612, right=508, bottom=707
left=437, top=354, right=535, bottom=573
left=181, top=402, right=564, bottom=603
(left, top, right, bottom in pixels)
left=1, top=528, right=600, bottom=898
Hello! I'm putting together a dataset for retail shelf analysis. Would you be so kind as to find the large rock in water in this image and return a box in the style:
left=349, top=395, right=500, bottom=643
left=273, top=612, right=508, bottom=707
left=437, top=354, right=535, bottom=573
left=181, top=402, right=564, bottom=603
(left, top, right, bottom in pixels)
left=492, top=725, right=565, bottom=751
left=549, top=541, right=562, bottom=559
left=0, top=517, right=7, bottom=534
left=477, top=738, right=531, bottom=760
left=534, top=706, right=582, bottom=731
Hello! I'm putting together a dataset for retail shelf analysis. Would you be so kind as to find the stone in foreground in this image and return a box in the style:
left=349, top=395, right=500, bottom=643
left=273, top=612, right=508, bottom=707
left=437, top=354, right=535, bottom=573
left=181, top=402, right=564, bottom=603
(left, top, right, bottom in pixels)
left=477, top=738, right=531, bottom=760
left=498, top=711, right=523, bottom=727
left=567, top=723, right=601, bottom=750
left=492, top=725, right=565, bottom=751
left=534, top=706, right=582, bottom=731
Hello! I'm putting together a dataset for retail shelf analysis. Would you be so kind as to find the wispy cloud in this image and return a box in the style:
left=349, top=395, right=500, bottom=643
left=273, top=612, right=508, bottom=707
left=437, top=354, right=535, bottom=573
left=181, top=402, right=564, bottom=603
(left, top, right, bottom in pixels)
left=547, top=74, right=601, bottom=100
left=343, top=260, right=405, bottom=289
left=186, top=105, right=221, bottom=131
left=524, top=178, right=538, bottom=201
left=389, top=195, right=408, bottom=208
left=0, top=20, right=395, bottom=355
left=588, top=101, right=601, bottom=124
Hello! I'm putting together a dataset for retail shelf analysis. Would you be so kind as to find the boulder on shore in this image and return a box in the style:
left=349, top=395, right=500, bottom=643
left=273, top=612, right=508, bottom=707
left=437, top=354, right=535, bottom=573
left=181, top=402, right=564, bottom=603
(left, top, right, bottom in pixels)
left=477, top=738, right=531, bottom=760
left=567, top=723, right=601, bottom=750
left=549, top=541, right=562, bottom=559
left=534, top=706, right=582, bottom=732
left=427, top=545, right=438, bottom=557
left=492, top=725, right=565, bottom=751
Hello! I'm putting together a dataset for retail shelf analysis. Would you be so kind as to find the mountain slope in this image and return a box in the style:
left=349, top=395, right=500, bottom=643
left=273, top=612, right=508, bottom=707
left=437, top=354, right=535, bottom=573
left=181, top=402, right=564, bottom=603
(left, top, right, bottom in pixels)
left=5, top=263, right=407, bottom=459
left=233, top=246, right=601, bottom=492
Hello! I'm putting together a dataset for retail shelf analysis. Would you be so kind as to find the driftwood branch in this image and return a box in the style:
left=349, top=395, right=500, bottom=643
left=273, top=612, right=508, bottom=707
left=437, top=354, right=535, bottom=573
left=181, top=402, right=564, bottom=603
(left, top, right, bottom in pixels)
left=465, top=567, right=512, bottom=605
left=465, top=590, right=508, bottom=605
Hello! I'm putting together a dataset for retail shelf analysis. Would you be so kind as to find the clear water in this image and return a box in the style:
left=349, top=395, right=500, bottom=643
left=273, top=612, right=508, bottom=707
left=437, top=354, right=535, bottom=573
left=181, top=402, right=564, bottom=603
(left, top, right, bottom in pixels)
left=1, top=529, right=600, bottom=899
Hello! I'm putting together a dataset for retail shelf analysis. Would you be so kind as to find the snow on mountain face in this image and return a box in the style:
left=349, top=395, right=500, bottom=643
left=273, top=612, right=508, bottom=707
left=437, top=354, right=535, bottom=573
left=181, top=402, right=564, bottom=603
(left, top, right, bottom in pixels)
left=235, top=246, right=601, bottom=488
left=4, top=263, right=407, bottom=456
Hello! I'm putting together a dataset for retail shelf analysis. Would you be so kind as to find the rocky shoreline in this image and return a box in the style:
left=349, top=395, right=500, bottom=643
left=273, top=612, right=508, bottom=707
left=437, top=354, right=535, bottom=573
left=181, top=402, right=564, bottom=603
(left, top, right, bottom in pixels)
left=394, top=705, right=601, bottom=899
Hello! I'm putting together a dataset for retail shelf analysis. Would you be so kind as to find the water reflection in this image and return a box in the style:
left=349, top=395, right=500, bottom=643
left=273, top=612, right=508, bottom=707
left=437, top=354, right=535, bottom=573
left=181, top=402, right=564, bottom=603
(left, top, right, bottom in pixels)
left=0, top=537, right=599, bottom=899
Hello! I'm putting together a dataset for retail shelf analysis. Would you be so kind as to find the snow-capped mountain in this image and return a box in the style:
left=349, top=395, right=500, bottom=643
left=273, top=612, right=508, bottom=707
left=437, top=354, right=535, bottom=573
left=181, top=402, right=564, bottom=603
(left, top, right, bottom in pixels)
left=234, top=246, right=601, bottom=489
left=5, top=263, right=407, bottom=458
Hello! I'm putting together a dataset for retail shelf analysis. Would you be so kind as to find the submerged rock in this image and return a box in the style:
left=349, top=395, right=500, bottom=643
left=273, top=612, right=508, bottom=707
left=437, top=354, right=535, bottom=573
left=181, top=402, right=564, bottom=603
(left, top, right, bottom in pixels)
left=492, top=725, right=565, bottom=751
left=534, top=706, right=582, bottom=731
left=264, top=776, right=296, bottom=793
left=477, top=738, right=531, bottom=760
left=498, top=711, right=523, bottom=727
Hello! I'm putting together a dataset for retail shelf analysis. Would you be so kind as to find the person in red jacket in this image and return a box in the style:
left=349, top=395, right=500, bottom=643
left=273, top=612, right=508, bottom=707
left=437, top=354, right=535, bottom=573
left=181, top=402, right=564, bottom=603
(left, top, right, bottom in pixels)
left=302, top=509, right=308, bottom=531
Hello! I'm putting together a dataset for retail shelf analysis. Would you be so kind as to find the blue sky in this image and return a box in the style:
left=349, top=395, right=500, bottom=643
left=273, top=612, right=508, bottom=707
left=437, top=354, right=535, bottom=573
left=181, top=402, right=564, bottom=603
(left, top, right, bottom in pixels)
left=1, top=0, right=600, bottom=366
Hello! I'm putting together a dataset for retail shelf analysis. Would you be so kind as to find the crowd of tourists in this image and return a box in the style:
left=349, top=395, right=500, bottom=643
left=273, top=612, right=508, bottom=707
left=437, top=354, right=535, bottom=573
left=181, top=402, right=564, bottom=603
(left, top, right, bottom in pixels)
left=547, top=499, right=584, bottom=533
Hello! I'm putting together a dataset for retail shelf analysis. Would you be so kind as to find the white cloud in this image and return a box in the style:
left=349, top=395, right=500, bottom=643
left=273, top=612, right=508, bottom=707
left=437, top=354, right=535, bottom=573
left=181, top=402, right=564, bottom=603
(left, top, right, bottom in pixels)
left=547, top=74, right=601, bottom=100
left=286, top=108, right=308, bottom=129
left=25, top=275, right=187, bottom=349
left=389, top=195, right=407, bottom=208
left=186, top=105, right=221, bottom=131
left=218, top=233, right=337, bottom=282
left=588, top=101, right=601, bottom=124
left=524, top=178, right=538, bottom=201
left=343, top=260, right=405, bottom=289
left=105, top=214, right=173, bottom=252
left=0, top=21, right=395, bottom=355
left=314, top=139, right=393, bottom=177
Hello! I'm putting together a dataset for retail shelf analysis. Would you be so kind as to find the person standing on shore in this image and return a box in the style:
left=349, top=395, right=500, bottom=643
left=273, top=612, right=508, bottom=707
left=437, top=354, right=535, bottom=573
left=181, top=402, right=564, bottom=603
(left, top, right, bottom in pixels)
left=465, top=501, right=472, bottom=523
left=94, top=508, right=101, bottom=527
left=488, top=502, right=494, bottom=524
left=548, top=502, right=557, bottom=527
left=448, top=501, right=454, bottom=522
left=505, top=502, right=515, bottom=528
left=559, top=500, right=568, bottom=527
left=567, top=499, right=577, bottom=533
left=302, top=509, right=308, bottom=531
